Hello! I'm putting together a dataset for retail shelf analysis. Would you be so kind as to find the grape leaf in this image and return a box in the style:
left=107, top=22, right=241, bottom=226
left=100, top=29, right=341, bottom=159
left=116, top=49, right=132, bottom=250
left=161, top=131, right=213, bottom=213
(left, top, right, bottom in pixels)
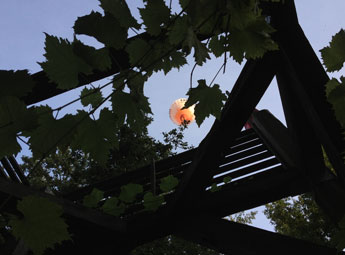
left=111, top=89, right=152, bottom=130
left=326, top=77, right=345, bottom=128
left=160, top=175, right=179, bottom=192
left=183, top=27, right=210, bottom=65
left=125, top=38, right=151, bottom=67
left=119, top=183, right=143, bottom=203
left=320, top=29, right=345, bottom=72
left=0, top=96, right=37, bottom=158
left=228, top=18, right=278, bottom=63
left=185, top=80, right=227, bottom=126
left=72, top=40, right=112, bottom=71
left=83, top=188, right=104, bottom=208
left=9, top=196, right=71, bottom=255
left=99, top=0, right=140, bottom=29
left=74, top=11, right=127, bottom=49
left=209, top=35, right=227, bottom=58
left=80, top=87, right=103, bottom=108
left=139, top=0, right=170, bottom=36
left=168, top=15, right=189, bottom=46
left=101, top=197, right=125, bottom=216
left=0, top=70, right=35, bottom=97
left=39, top=34, right=92, bottom=90
left=71, top=109, right=118, bottom=165
left=210, top=183, right=221, bottom=193
left=223, top=176, right=232, bottom=184
left=143, top=192, right=164, bottom=211
left=25, top=107, right=78, bottom=159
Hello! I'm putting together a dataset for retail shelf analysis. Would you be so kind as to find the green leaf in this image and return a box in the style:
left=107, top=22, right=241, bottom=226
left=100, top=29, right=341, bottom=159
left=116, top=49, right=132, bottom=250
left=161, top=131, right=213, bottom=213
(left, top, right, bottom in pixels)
left=72, top=40, right=112, bottom=71
left=168, top=15, right=189, bottom=46
left=326, top=77, right=345, bottom=128
left=139, top=0, right=170, bottom=36
left=119, top=183, right=143, bottom=203
left=325, top=78, right=341, bottom=98
left=39, top=34, right=92, bottom=90
left=0, top=96, right=37, bottom=158
left=185, top=80, right=227, bottom=126
left=183, top=27, right=210, bottom=65
left=9, top=196, right=71, bottom=255
left=228, top=18, right=278, bottom=63
left=101, top=197, right=125, bottom=216
left=125, top=38, right=151, bottom=67
left=99, top=0, right=140, bottom=29
left=71, top=109, right=118, bottom=165
left=0, top=70, right=35, bottom=98
left=74, top=11, right=127, bottom=49
left=209, top=35, right=227, bottom=58
left=111, top=89, right=152, bottom=130
left=143, top=192, right=164, bottom=211
left=223, top=176, right=232, bottom=184
left=160, top=175, right=179, bottom=192
left=320, top=29, right=345, bottom=72
left=83, top=188, right=104, bottom=208
left=210, top=183, right=221, bottom=193
left=25, top=107, right=78, bottom=159
left=80, top=87, right=103, bottom=108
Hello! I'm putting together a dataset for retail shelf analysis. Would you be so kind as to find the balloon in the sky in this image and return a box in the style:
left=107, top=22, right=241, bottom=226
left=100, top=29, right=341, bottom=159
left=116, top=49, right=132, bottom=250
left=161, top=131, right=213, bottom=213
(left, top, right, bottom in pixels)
left=169, top=98, right=195, bottom=125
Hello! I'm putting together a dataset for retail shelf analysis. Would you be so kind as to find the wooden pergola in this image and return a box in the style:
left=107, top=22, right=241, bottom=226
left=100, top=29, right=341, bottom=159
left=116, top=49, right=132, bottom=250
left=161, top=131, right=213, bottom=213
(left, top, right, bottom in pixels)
left=1, top=1, right=345, bottom=254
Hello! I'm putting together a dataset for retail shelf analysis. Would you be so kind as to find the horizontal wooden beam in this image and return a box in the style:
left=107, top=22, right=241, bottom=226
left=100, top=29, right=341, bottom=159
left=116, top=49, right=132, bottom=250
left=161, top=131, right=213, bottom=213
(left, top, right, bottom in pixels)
left=0, top=177, right=126, bottom=233
left=177, top=217, right=338, bottom=255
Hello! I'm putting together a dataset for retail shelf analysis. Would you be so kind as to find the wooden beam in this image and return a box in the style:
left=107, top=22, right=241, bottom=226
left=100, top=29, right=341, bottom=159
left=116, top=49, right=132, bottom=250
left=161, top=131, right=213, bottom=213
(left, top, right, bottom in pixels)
left=177, top=217, right=338, bottom=255
left=250, top=110, right=298, bottom=169
left=0, top=177, right=126, bottom=233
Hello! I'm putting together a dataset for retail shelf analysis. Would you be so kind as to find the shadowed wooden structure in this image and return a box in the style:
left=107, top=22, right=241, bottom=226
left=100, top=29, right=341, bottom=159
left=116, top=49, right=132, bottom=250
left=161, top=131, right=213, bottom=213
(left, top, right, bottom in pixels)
left=1, top=1, right=345, bottom=254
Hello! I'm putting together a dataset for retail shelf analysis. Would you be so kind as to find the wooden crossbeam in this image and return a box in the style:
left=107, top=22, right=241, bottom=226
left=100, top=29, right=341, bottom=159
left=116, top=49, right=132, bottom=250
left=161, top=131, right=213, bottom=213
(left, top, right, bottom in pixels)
left=0, top=177, right=126, bottom=233
left=177, top=217, right=338, bottom=255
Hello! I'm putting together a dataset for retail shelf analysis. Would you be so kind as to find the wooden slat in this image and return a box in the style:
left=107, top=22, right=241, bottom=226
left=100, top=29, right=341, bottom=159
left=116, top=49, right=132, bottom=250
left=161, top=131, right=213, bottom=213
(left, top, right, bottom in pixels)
left=7, top=156, right=30, bottom=185
left=219, top=144, right=268, bottom=166
left=215, top=150, right=274, bottom=176
left=213, top=157, right=280, bottom=183
left=0, top=158, right=21, bottom=183
left=198, top=166, right=308, bottom=218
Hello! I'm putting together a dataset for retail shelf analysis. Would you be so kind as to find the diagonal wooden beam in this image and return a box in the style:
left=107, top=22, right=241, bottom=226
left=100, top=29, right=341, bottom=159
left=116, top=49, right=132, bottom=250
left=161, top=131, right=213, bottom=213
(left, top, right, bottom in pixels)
left=177, top=217, right=339, bottom=255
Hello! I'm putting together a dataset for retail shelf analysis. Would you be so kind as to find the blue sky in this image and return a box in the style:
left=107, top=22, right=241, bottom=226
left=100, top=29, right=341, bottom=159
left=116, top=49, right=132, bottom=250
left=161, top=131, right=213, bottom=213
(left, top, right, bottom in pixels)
left=1, top=0, right=345, bottom=232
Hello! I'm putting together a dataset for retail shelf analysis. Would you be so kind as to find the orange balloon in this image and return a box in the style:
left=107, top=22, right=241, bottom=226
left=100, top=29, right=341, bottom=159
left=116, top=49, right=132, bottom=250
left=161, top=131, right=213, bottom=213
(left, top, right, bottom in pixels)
left=169, top=98, right=195, bottom=125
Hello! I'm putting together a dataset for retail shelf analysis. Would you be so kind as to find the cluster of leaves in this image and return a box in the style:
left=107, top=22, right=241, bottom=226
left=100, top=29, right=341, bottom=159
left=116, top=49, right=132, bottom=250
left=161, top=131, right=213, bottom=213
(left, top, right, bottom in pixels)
left=321, top=29, right=345, bottom=128
left=83, top=174, right=179, bottom=216
left=0, top=0, right=278, bottom=165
